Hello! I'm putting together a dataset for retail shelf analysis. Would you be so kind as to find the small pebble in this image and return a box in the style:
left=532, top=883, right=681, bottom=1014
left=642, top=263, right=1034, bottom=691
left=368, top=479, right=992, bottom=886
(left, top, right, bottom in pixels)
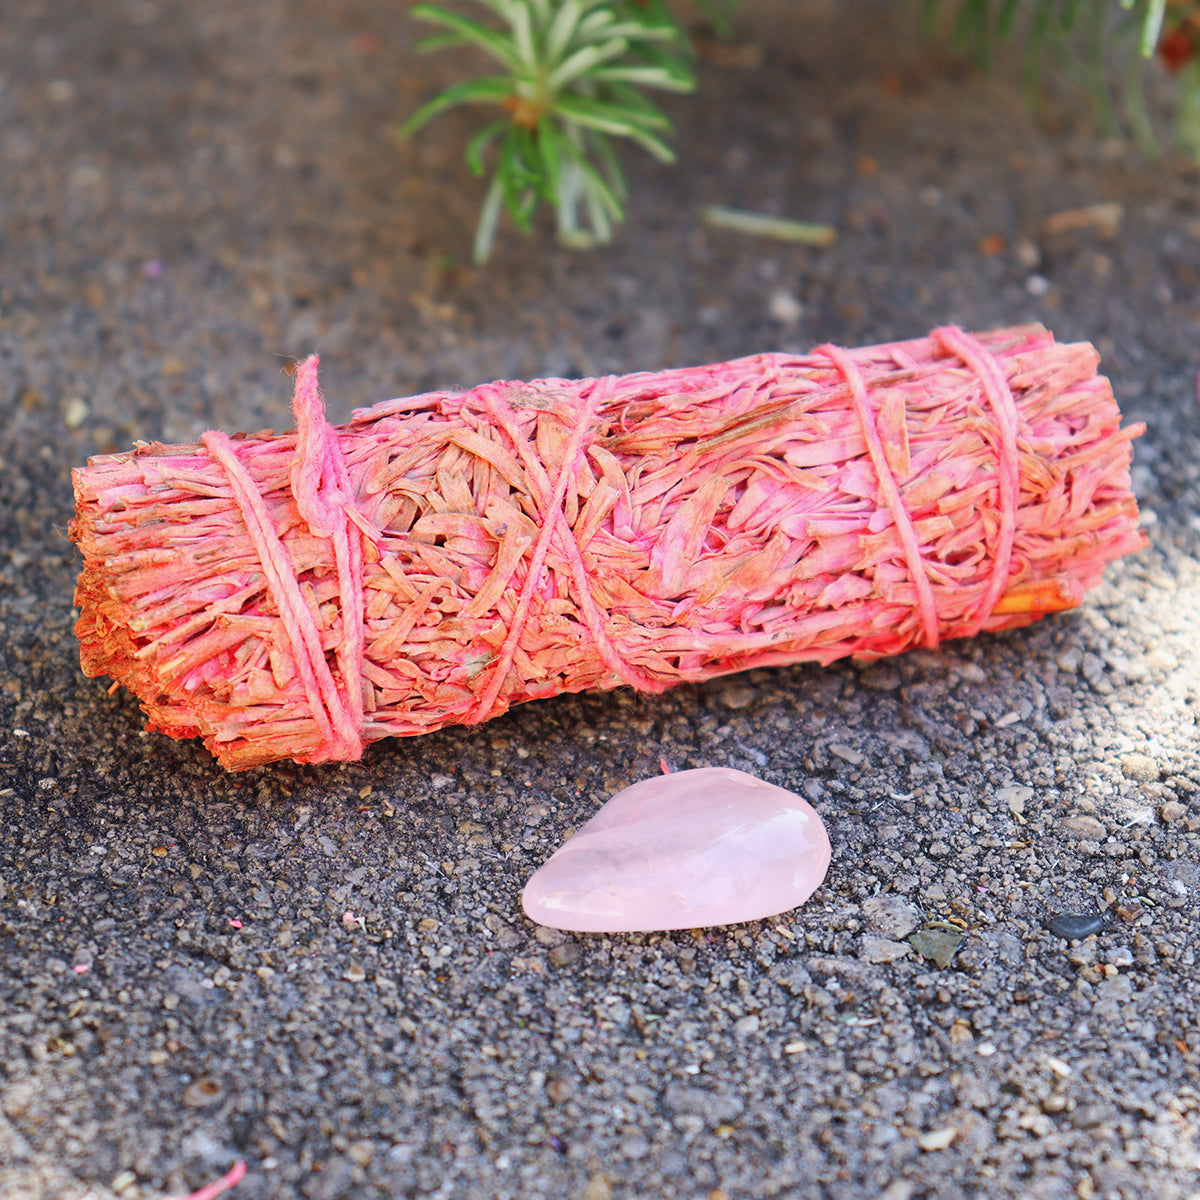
left=719, top=683, right=756, bottom=710
left=549, top=943, right=581, bottom=968
left=767, top=288, right=804, bottom=326
left=1120, top=753, right=1161, bottom=783
left=63, top=397, right=89, bottom=428
left=858, top=663, right=901, bottom=691
left=347, top=1140, right=374, bottom=1167
left=917, top=1127, right=957, bottom=1151
left=1161, top=801, right=1188, bottom=824
left=859, top=935, right=912, bottom=964
left=1146, top=647, right=1178, bottom=672
left=582, top=1174, right=613, bottom=1200
left=1061, top=815, right=1105, bottom=839
left=1014, top=238, right=1041, bottom=269
left=1056, top=647, right=1082, bottom=673
left=829, top=743, right=865, bottom=766
left=182, top=1077, right=223, bottom=1107
left=995, top=785, right=1032, bottom=816
left=861, top=894, right=922, bottom=940
left=1046, top=913, right=1106, bottom=940
left=46, top=79, right=76, bottom=103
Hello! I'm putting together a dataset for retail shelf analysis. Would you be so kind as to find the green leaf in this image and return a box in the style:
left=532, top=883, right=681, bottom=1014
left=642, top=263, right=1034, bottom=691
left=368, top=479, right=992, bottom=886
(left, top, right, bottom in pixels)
left=1121, top=31, right=1159, bottom=157
left=591, top=63, right=695, bottom=92
left=577, top=155, right=624, bottom=224
left=557, top=125, right=624, bottom=218
left=409, top=4, right=524, bottom=73
left=1140, top=0, right=1167, bottom=58
left=554, top=92, right=670, bottom=133
left=544, top=37, right=631, bottom=92
left=581, top=180, right=613, bottom=244
left=399, top=75, right=515, bottom=138
left=545, top=0, right=588, bottom=63
left=553, top=136, right=623, bottom=247
left=594, top=18, right=679, bottom=43
left=511, top=1, right=537, bottom=71
left=578, top=9, right=679, bottom=46
left=553, top=93, right=676, bottom=162
left=473, top=174, right=506, bottom=264
left=536, top=116, right=565, bottom=202
left=496, top=126, right=545, bottom=229
left=465, top=117, right=510, bottom=175
left=587, top=127, right=628, bottom=202
left=622, top=38, right=697, bottom=88
left=603, top=77, right=682, bottom=121
left=951, top=0, right=990, bottom=62
left=1056, top=0, right=1082, bottom=36
left=996, top=0, right=1022, bottom=38
left=470, top=0, right=522, bottom=24
left=414, top=32, right=472, bottom=53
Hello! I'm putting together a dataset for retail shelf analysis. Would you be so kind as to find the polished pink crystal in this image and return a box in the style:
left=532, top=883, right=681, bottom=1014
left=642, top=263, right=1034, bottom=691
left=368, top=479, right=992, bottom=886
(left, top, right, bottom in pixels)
left=521, top=767, right=831, bottom=933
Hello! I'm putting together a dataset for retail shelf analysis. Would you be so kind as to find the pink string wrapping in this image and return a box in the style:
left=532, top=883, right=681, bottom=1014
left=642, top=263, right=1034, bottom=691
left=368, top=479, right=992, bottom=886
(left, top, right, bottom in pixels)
left=820, top=342, right=941, bottom=647
left=202, top=357, right=363, bottom=762
left=932, top=325, right=1021, bottom=631
left=71, top=324, right=1146, bottom=770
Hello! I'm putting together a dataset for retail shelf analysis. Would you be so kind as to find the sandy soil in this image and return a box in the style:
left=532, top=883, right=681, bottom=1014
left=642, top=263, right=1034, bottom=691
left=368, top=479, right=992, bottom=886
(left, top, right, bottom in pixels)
left=2, top=2, right=1200, bottom=1197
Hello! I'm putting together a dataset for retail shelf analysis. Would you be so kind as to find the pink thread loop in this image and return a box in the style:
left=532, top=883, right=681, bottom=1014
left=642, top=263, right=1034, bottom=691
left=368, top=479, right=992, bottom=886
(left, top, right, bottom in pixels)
left=931, top=326, right=1021, bottom=631
left=820, top=343, right=941, bottom=649
left=203, top=357, right=364, bottom=762
left=289, top=357, right=366, bottom=756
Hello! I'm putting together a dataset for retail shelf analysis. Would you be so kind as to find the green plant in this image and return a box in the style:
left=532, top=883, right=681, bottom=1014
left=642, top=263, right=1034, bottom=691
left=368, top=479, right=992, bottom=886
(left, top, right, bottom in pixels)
left=924, top=0, right=1197, bottom=154
left=401, top=0, right=704, bottom=262
left=403, top=2, right=1200, bottom=262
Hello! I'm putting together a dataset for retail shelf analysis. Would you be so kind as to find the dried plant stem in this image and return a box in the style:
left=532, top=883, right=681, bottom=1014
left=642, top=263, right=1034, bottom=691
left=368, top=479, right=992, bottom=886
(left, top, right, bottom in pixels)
left=71, top=325, right=1145, bottom=770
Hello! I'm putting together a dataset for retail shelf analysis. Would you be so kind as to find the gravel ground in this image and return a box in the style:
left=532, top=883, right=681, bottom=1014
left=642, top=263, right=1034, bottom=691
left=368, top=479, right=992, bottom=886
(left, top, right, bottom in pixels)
left=4, top=2, right=1200, bottom=1198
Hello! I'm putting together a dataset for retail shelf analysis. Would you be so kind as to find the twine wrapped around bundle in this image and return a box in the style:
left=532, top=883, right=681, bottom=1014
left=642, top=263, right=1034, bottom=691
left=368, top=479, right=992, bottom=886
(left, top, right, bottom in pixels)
left=71, top=325, right=1146, bottom=770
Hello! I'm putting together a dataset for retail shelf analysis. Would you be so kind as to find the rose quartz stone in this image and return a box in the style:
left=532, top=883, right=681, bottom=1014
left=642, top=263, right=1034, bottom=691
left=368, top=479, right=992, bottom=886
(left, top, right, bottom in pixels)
left=521, top=767, right=831, bottom=933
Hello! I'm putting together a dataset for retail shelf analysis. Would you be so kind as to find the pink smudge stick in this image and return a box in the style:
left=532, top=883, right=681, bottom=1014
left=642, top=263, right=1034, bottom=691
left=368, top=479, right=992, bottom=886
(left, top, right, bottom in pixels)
left=70, top=325, right=1145, bottom=770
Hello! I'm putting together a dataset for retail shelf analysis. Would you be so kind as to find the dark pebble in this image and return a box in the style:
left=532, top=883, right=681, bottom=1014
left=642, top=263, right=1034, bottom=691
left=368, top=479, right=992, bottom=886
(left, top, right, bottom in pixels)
left=1046, top=913, right=1107, bottom=940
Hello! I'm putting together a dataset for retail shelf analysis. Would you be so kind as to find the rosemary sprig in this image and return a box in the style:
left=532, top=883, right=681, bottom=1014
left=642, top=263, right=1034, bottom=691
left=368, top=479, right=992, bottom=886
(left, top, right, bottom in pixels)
left=401, top=0, right=702, bottom=262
